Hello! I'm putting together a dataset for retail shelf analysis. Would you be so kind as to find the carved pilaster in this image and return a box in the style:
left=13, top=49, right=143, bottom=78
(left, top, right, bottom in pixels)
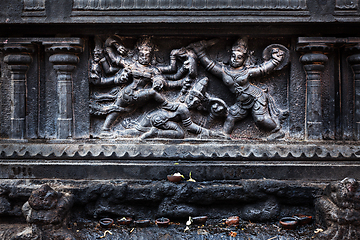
left=298, top=43, right=329, bottom=140
left=347, top=45, right=360, bottom=140
left=2, top=45, right=34, bottom=139
left=46, top=44, right=83, bottom=139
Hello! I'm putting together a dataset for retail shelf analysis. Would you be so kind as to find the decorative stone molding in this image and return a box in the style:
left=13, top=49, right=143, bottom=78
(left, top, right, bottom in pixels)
left=73, top=0, right=307, bottom=10
left=1, top=141, right=360, bottom=160
left=22, top=0, right=46, bottom=17
left=23, top=0, right=45, bottom=11
left=46, top=43, right=83, bottom=139
left=1, top=44, right=34, bottom=139
left=335, top=0, right=358, bottom=10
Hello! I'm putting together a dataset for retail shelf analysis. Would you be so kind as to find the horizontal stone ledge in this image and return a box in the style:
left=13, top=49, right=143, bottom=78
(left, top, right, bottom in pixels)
left=1, top=159, right=360, bottom=181
left=0, top=141, right=360, bottom=160
left=72, top=0, right=308, bottom=11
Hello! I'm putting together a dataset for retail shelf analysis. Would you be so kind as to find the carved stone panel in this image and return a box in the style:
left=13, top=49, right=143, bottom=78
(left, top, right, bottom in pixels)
left=89, top=36, right=290, bottom=140
left=0, top=36, right=360, bottom=160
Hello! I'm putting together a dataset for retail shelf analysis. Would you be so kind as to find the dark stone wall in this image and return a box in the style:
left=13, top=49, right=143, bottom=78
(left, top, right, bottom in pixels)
left=0, top=179, right=323, bottom=222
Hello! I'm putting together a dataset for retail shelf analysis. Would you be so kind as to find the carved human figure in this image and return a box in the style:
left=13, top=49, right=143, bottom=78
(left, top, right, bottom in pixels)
left=14, top=184, right=75, bottom=240
left=90, top=37, right=175, bottom=135
left=89, top=37, right=120, bottom=85
left=316, top=177, right=360, bottom=239
left=159, top=47, right=199, bottom=102
left=117, top=77, right=227, bottom=139
left=189, top=38, right=288, bottom=138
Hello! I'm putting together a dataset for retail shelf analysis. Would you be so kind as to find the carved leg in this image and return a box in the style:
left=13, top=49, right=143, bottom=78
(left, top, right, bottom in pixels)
left=158, top=121, right=184, bottom=139
left=102, top=112, right=119, bottom=131
left=256, top=117, right=277, bottom=131
left=140, top=127, right=159, bottom=139
left=115, top=128, right=143, bottom=137
left=129, top=89, right=166, bottom=105
left=224, top=115, right=237, bottom=135
left=141, top=122, right=184, bottom=139
left=135, top=89, right=178, bottom=111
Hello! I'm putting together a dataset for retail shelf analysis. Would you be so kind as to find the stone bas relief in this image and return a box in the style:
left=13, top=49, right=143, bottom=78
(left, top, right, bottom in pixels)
left=8, top=185, right=75, bottom=240
left=316, top=178, right=360, bottom=239
left=89, top=36, right=289, bottom=140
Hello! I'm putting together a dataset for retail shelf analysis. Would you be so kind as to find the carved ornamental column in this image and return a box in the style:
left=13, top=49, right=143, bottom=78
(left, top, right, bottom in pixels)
left=297, top=42, right=329, bottom=140
left=347, top=44, right=360, bottom=140
left=2, top=44, right=34, bottom=139
left=46, top=42, right=83, bottom=139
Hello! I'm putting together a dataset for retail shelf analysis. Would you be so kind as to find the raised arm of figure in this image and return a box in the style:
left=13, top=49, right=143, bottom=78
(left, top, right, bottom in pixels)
left=158, top=48, right=181, bottom=73
left=105, top=46, right=126, bottom=67
left=249, top=48, right=284, bottom=78
left=99, top=56, right=119, bottom=75
left=104, top=36, right=128, bottom=67
left=188, top=39, right=223, bottom=79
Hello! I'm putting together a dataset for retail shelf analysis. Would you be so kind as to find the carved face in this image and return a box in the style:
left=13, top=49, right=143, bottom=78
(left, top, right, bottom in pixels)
left=230, top=50, right=246, bottom=68
left=345, top=180, right=359, bottom=193
left=210, top=102, right=226, bottom=117
left=185, top=93, right=201, bottom=109
left=138, top=49, right=152, bottom=65
left=93, top=49, right=102, bottom=62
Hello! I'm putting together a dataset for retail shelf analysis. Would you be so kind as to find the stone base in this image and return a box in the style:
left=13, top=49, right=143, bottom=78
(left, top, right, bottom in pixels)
left=0, top=159, right=359, bottom=181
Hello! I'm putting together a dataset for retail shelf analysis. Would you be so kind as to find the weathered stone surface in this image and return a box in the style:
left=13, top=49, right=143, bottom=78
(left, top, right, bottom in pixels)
left=0, top=1, right=359, bottom=239
left=0, top=197, right=11, bottom=214
left=315, top=178, right=360, bottom=239
left=0, top=179, right=322, bottom=221
left=242, top=197, right=280, bottom=222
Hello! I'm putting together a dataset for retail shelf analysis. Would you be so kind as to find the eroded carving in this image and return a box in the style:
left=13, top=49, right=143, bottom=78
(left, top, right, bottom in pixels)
left=12, top=184, right=75, bottom=240
left=90, top=36, right=289, bottom=140
left=316, top=178, right=360, bottom=239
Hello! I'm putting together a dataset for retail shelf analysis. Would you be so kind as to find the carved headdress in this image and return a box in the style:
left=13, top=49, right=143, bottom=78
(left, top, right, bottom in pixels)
left=188, top=77, right=208, bottom=102
left=136, top=37, right=155, bottom=53
left=93, top=36, right=103, bottom=55
left=232, top=37, right=248, bottom=53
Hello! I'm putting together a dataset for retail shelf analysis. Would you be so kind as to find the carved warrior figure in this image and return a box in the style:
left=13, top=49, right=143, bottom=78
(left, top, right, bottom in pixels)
left=316, top=178, right=360, bottom=239
left=117, top=77, right=228, bottom=139
left=90, top=37, right=176, bottom=135
left=13, top=184, right=75, bottom=240
left=189, top=38, right=289, bottom=138
left=161, top=47, right=199, bottom=102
